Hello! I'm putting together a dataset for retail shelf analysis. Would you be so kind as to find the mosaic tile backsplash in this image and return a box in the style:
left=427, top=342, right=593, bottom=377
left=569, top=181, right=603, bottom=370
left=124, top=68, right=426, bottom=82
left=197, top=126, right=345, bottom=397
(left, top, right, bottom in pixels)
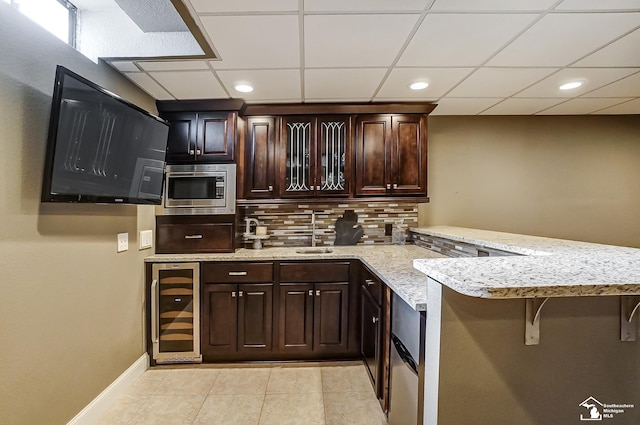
left=239, top=202, right=418, bottom=248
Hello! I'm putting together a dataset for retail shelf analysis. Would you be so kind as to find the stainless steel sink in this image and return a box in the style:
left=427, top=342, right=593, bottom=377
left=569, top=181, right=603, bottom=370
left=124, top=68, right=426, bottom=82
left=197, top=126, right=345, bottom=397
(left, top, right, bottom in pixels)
left=295, top=247, right=334, bottom=254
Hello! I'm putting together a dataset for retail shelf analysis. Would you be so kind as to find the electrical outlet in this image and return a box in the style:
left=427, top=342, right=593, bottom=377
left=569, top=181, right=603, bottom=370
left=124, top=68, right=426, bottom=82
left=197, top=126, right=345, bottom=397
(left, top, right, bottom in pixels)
left=117, top=233, right=128, bottom=252
left=140, top=230, right=153, bottom=250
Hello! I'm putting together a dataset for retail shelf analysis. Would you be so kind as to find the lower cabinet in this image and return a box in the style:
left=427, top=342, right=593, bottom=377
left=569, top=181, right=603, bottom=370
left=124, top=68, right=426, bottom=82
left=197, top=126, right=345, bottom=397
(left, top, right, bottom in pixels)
left=278, top=282, right=350, bottom=355
left=202, top=283, right=273, bottom=358
left=360, top=267, right=389, bottom=410
left=200, top=262, right=274, bottom=360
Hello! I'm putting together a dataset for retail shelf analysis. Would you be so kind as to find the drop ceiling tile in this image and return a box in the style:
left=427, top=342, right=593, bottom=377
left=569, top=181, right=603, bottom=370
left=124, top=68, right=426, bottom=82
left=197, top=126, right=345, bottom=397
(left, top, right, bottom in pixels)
left=304, top=14, right=420, bottom=68
left=189, top=0, right=298, bottom=13
left=136, top=61, right=210, bottom=72
left=481, top=98, right=565, bottom=115
left=536, top=97, right=634, bottom=114
left=592, top=98, right=640, bottom=114
left=110, top=61, right=139, bottom=72
left=201, top=15, right=299, bottom=69
left=555, top=0, right=640, bottom=10
left=448, top=68, right=556, bottom=97
left=429, top=98, right=502, bottom=115
left=398, top=14, right=538, bottom=67
left=487, top=13, right=640, bottom=67
left=216, top=69, right=301, bottom=101
left=150, top=71, right=228, bottom=99
left=575, top=29, right=640, bottom=67
left=516, top=68, right=639, bottom=97
left=376, top=67, right=474, bottom=98
left=431, top=0, right=558, bottom=11
left=123, top=72, right=173, bottom=100
left=582, top=71, right=640, bottom=97
left=304, top=0, right=428, bottom=12
left=305, top=68, right=387, bottom=100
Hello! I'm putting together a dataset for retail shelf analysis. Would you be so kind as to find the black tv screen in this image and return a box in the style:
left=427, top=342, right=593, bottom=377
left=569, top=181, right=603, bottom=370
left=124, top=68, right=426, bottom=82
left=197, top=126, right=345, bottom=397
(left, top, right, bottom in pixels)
left=41, top=65, right=169, bottom=204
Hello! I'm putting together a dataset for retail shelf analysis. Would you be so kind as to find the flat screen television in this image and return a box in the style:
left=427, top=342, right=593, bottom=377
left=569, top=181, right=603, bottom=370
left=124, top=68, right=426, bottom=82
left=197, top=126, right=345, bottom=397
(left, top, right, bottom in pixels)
left=41, top=65, right=169, bottom=204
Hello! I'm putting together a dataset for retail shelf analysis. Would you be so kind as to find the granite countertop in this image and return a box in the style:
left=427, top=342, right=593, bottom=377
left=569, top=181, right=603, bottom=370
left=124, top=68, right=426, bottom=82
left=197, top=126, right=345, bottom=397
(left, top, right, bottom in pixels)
left=145, top=245, right=446, bottom=311
left=412, top=226, right=640, bottom=299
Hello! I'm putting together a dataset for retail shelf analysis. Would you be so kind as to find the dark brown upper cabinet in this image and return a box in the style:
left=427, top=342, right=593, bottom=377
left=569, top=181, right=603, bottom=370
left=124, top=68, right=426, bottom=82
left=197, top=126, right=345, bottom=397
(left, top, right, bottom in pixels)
left=162, top=111, right=236, bottom=164
left=243, top=116, right=278, bottom=199
left=278, top=116, right=352, bottom=199
left=355, top=114, right=427, bottom=197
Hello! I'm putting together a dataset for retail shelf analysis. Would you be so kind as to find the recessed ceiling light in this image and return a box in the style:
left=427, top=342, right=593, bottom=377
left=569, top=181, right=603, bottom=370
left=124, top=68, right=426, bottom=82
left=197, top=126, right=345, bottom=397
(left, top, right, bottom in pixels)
left=559, top=81, right=583, bottom=91
left=234, top=84, right=253, bottom=93
left=409, top=81, right=429, bottom=90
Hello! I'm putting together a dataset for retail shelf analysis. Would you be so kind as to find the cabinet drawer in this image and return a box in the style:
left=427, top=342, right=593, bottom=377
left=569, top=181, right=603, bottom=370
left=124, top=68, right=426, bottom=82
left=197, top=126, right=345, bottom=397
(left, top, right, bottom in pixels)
left=202, top=262, right=274, bottom=283
left=280, top=262, right=350, bottom=283
left=362, top=271, right=383, bottom=305
left=156, top=221, right=234, bottom=254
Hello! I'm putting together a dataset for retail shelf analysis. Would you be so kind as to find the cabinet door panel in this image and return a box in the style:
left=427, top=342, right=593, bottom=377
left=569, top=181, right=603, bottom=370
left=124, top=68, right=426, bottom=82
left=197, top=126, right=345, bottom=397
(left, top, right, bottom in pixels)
left=202, top=284, right=237, bottom=355
left=355, top=115, right=391, bottom=196
left=238, top=284, right=273, bottom=352
left=164, top=113, right=197, bottom=163
left=317, top=116, right=351, bottom=196
left=314, top=282, right=350, bottom=353
left=246, top=117, right=277, bottom=198
left=361, top=287, right=381, bottom=394
left=278, top=284, right=313, bottom=352
left=198, top=112, right=235, bottom=162
left=280, top=117, right=314, bottom=198
left=392, top=115, right=427, bottom=195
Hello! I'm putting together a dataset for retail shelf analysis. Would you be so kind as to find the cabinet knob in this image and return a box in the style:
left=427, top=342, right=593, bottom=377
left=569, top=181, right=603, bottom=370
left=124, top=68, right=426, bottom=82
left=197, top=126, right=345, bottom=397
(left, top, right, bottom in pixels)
left=386, top=184, right=391, bottom=190
left=308, top=290, right=313, bottom=296
left=189, top=149, right=195, bottom=155
left=268, top=185, right=273, bottom=192
left=393, top=183, right=398, bottom=189
left=315, top=290, right=321, bottom=297
left=365, top=279, right=375, bottom=286
left=231, top=291, right=236, bottom=298
left=372, top=317, right=379, bottom=324
left=238, top=290, right=243, bottom=297
left=196, top=149, right=201, bottom=155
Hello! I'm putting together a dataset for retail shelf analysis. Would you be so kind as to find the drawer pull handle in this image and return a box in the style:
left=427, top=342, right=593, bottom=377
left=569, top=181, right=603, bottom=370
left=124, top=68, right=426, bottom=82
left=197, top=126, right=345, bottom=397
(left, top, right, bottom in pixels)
left=228, top=271, right=248, bottom=276
left=184, top=234, right=203, bottom=239
left=365, top=279, right=375, bottom=286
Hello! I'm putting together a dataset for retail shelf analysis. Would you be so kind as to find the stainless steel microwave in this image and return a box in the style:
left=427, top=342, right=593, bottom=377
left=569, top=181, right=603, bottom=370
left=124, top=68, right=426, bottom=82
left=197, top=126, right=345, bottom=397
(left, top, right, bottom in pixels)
left=162, top=163, right=236, bottom=215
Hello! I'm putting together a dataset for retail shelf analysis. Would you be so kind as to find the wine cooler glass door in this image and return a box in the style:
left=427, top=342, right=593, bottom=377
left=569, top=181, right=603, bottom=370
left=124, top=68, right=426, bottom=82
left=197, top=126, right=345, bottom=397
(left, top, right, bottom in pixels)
left=152, top=262, right=201, bottom=363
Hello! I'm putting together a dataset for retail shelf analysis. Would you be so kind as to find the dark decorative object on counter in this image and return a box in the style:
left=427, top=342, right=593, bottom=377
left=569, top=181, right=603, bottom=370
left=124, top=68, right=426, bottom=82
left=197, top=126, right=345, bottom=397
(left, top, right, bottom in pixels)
left=334, top=210, right=364, bottom=245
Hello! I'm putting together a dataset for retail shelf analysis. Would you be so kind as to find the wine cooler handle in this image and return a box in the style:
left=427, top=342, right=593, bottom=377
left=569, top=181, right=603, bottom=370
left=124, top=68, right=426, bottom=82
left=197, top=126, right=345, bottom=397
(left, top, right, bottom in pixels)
left=151, top=279, right=159, bottom=344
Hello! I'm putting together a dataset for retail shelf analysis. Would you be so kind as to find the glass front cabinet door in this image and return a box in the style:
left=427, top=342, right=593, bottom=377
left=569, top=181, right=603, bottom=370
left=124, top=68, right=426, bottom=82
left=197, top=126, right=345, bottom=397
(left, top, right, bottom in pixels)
left=279, top=116, right=351, bottom=198
left=151, top=262, right=202, bottom=364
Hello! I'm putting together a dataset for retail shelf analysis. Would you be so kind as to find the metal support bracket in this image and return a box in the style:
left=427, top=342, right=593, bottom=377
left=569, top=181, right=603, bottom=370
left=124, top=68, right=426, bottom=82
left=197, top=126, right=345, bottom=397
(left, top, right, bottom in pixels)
left=525, top=297, right=550, bottom=345
left=621, top=295, right=640, bottom=342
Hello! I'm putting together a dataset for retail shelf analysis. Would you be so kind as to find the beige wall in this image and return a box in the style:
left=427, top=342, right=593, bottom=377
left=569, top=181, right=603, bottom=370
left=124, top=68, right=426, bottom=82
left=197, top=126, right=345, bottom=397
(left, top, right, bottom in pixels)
left=0, top=5, right=157, bottom=424
left=420, top=115, right=640, bottom=248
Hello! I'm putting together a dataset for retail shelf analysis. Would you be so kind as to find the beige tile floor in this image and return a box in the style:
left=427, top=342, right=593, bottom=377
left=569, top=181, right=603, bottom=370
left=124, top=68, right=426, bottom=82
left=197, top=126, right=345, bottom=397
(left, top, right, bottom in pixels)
left=95, top=362, right=388, bottom=425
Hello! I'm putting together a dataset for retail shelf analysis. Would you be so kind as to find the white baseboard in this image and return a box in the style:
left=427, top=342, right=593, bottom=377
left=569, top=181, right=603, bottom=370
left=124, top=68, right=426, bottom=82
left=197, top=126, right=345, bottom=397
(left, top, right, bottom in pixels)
left=67, top=353, right=149, bottom=425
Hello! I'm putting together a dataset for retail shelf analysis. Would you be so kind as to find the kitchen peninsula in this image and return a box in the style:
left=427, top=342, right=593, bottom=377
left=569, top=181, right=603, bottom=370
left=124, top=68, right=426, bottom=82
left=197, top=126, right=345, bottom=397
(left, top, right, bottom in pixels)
left=145, top=226, right=640, bottom=425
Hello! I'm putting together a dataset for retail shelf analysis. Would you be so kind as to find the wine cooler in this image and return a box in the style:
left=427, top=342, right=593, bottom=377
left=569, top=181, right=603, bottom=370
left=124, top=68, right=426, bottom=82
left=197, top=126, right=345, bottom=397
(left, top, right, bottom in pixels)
left=151, top=262, right=202, bottom=364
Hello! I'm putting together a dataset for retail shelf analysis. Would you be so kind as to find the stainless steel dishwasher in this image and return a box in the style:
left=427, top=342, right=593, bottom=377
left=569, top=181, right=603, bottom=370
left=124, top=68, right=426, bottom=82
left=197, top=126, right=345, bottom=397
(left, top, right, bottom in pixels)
left=388, top=292, right=424, bottom=425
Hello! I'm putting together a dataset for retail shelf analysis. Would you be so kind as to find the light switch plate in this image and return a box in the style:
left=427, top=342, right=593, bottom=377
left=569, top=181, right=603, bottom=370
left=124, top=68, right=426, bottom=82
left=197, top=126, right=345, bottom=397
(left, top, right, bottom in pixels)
left=117, top=232, right=128, bottom=252
left=140, top=230, right=153, bottom=250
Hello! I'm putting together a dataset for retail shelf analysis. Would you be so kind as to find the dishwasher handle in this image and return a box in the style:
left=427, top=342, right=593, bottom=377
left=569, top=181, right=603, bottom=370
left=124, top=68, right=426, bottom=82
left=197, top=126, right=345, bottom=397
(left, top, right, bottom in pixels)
left=392, top=334, right=418, bottom=375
